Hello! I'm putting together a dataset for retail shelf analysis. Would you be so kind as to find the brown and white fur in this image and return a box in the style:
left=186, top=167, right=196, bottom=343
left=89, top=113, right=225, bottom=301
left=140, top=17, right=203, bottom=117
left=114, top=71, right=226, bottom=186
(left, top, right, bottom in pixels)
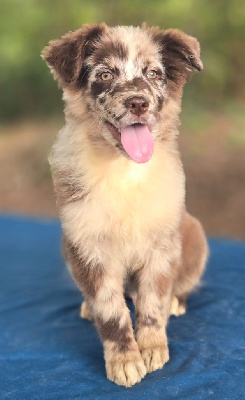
left=42, top=23, right=208, bottom=387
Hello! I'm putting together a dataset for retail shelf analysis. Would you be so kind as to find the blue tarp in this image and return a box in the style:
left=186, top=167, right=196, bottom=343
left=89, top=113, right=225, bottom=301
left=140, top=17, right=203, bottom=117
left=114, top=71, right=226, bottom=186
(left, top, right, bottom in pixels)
left=0, top=215, right=244, bottom=399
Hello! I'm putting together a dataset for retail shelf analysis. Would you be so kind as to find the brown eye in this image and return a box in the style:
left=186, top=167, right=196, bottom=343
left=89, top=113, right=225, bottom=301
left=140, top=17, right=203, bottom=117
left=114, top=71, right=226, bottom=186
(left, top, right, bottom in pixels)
left=101, top=72, right=114, bottom=81
left=147, top=70, right=158, bottom=79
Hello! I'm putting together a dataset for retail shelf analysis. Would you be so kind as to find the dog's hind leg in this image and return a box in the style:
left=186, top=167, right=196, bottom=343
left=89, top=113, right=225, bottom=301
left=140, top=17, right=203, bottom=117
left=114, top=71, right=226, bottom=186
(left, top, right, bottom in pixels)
left=172, top=212, right=208, bottom=310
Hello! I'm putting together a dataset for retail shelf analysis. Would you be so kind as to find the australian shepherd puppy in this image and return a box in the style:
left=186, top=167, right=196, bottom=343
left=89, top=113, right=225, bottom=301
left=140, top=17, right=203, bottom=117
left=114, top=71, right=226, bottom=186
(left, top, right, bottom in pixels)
left=42, top=23, right=208, bottom=387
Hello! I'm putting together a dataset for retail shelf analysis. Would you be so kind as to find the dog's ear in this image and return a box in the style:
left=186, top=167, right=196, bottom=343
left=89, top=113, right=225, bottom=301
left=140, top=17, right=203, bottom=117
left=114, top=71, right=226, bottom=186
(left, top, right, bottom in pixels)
left=150, top=28, right=203, bottom=85
left=41, top=23, right=107, bottom=85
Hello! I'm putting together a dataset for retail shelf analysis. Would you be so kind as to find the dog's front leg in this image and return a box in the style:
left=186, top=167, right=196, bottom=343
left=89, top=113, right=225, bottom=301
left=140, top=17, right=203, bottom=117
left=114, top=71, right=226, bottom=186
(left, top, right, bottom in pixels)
left=135, top=256, right=173, bottom=373
left=65, top=242, right=146, bottom=387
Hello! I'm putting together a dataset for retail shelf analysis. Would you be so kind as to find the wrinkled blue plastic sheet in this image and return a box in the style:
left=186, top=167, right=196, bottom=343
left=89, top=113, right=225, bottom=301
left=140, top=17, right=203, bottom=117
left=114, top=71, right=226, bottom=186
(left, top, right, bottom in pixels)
left=0, top=215, right=244, bottom=399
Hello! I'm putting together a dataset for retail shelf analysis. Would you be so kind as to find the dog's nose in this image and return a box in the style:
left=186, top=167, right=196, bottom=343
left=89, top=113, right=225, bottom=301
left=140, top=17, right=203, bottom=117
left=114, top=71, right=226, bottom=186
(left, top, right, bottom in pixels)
left=125, top=97, right=149, bottom=116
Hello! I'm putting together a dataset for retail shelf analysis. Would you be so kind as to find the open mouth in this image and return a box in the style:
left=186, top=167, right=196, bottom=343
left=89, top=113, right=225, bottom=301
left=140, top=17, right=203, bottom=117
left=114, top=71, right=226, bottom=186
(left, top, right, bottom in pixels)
left=106, top=122, right=154, bottom=164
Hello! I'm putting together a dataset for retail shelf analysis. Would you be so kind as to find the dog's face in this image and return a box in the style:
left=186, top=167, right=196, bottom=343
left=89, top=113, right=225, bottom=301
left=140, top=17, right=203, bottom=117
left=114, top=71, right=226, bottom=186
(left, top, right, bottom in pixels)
left=42, top=24, right=202, bottom=163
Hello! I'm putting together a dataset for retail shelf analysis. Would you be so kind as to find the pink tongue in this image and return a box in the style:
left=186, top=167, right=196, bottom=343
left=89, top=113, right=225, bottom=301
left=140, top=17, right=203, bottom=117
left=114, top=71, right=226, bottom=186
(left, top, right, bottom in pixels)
left=120, top=124, right=154, bottom=163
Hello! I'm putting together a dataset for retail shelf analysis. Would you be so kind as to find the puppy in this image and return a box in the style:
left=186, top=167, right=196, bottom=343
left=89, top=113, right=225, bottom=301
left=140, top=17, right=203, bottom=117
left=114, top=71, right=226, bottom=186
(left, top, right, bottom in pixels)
left=42, top=23, right=208, bottom=387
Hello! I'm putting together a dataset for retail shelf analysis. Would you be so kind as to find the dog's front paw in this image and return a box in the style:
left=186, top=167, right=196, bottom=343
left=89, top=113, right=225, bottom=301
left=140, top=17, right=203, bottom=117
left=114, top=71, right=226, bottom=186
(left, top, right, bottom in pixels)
left=141, top=345, right=169, bottom=373
left=106, top=355, right=147, bottom=387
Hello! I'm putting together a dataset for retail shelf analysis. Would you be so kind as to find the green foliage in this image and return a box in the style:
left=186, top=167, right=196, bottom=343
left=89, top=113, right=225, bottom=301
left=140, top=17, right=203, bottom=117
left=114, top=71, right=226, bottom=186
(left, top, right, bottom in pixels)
left=0, top=0, right=244, bottom=121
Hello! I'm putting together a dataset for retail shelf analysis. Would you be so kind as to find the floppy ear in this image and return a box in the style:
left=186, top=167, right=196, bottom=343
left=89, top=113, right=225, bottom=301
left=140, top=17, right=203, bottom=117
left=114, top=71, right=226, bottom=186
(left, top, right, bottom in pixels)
left=151, top=28, right=203, bottom=85
left=41, top=23, right=107, bottom=85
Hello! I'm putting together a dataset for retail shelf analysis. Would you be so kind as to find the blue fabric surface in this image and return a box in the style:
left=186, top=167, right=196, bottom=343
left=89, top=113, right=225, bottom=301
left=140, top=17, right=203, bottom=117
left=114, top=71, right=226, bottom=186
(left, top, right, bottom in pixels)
left=0, top=215, right=245, bottom=399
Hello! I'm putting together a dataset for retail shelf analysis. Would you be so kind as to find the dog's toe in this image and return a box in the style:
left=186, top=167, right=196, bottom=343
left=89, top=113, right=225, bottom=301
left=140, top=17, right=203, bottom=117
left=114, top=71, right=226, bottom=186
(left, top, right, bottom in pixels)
left=106, top=357, right=146, bottom=387
left=141, top=345, right=169, bottom=373
left=80, top=301, right=93, bottom=321
left=169, top=296, right=186, bottom=317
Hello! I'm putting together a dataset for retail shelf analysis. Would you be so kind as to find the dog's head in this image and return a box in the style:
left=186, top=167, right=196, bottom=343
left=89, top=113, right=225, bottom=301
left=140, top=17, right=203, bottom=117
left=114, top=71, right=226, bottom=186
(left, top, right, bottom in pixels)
left=42, top=24, right=202, bottom=163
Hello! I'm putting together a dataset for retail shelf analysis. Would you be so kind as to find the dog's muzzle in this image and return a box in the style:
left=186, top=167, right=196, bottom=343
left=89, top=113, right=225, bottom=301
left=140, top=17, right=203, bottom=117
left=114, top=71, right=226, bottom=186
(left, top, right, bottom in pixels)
left=125, top=96, right=149, bottom=117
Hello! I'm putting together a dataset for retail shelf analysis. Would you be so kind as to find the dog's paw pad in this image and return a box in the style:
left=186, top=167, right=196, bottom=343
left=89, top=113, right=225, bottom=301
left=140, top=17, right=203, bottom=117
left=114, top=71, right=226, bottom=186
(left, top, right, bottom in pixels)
left=80, top=301, right=93, bottom=321
left=169, top=296, right=186, bottom=317
left=141, top=346, right=169, bottom=373
left=106, top=358, right=147, bottom=387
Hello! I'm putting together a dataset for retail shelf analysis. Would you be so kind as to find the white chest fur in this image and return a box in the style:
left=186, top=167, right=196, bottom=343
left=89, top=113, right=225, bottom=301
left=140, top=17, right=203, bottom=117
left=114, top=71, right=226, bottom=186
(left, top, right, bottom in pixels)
left=59, top=140, right=185, bottom=266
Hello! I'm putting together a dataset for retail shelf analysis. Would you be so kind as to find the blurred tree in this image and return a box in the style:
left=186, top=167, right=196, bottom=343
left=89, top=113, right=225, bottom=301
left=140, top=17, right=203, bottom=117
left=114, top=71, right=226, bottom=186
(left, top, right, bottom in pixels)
left=0, top=0, right=244, bottom=122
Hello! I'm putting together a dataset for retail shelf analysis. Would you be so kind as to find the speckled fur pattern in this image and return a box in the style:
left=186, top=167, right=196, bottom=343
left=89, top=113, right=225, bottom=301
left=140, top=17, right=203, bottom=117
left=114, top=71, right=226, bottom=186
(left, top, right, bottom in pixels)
left=42, top=23, right=208, bottom=387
